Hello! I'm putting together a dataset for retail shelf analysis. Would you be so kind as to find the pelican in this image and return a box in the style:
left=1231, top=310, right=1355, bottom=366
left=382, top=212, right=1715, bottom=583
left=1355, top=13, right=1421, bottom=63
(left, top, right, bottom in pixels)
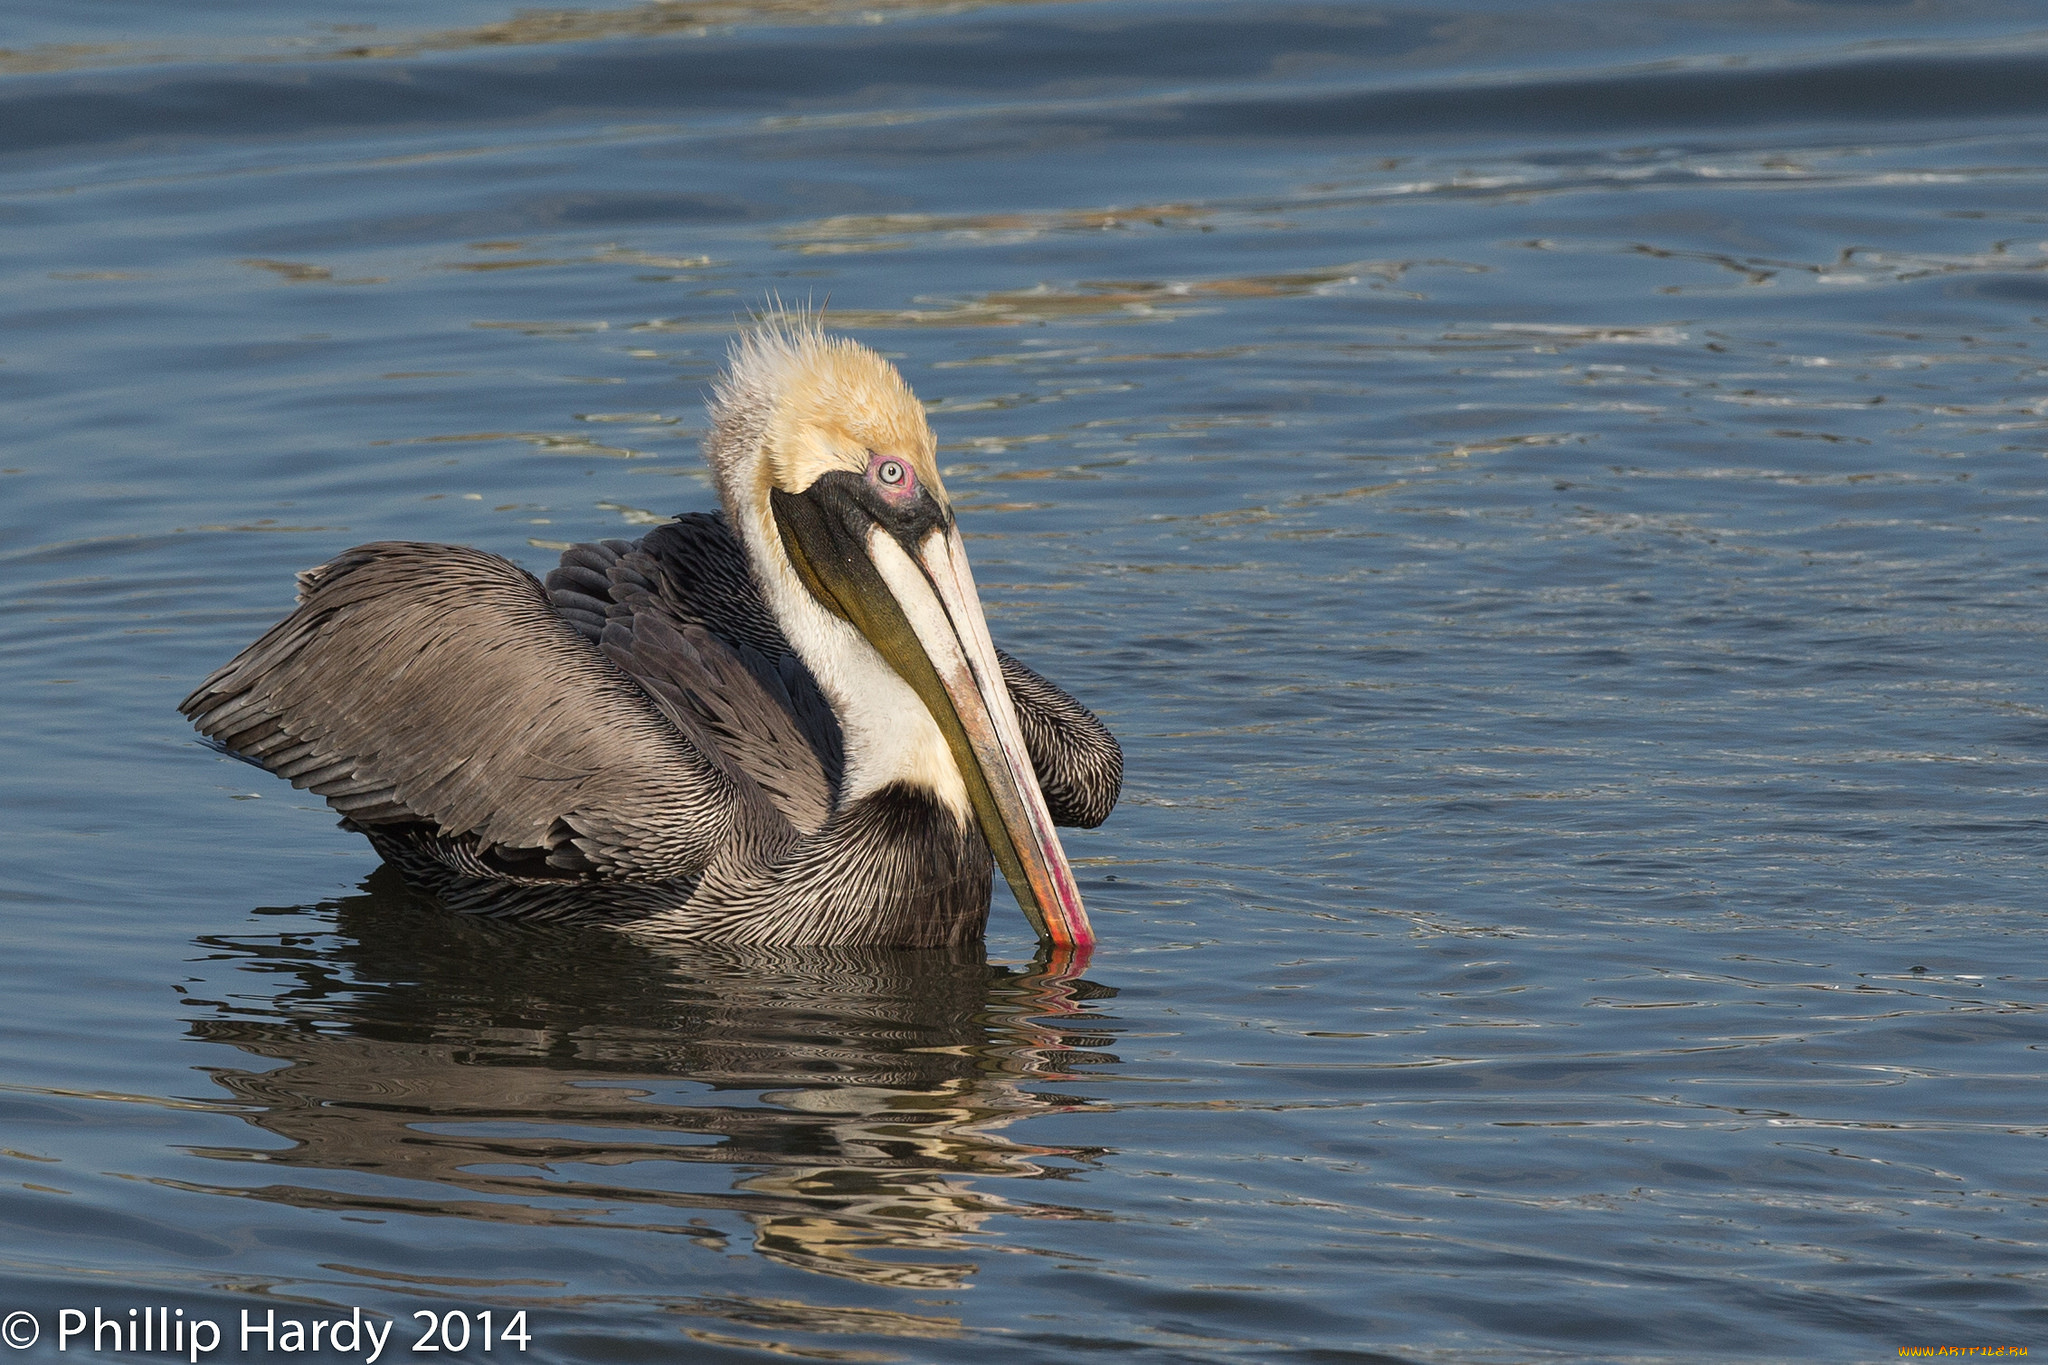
left=181, top=322, right=1120, bottom=950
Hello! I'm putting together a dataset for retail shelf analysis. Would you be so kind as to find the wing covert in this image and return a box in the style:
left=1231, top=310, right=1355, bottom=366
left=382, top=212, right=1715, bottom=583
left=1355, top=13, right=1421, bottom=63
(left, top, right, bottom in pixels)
left=545, top=514, right=843, bottom=830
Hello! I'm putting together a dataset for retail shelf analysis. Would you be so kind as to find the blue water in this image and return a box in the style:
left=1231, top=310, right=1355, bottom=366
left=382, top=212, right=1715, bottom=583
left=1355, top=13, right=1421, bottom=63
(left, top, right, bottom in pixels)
left=3, top=1, right=2047, bottom=1360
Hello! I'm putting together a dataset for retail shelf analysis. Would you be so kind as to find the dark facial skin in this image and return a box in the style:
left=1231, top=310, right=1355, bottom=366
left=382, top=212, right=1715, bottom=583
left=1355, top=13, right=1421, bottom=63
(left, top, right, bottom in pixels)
left=769, top=454, right=950, bottom=621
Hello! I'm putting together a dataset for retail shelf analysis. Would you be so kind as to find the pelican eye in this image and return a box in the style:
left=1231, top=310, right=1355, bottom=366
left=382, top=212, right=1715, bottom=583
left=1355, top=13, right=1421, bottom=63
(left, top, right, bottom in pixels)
left=867, top=451, right=914, bottom=496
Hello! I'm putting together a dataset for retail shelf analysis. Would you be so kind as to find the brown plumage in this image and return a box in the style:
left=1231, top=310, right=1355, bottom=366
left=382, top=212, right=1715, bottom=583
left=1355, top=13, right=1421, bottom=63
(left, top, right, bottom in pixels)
left=182, top=324, right=1121, bottom=948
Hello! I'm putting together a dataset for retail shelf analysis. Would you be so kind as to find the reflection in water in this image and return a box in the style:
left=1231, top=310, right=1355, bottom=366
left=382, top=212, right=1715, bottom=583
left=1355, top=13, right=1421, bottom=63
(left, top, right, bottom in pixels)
left=183, top=870, right=1118, bottom=1290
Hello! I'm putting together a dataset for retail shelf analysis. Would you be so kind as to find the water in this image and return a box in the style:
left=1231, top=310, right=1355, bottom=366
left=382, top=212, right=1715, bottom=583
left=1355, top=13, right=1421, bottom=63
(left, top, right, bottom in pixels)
left=3, top=1, right=2047, bottom=1359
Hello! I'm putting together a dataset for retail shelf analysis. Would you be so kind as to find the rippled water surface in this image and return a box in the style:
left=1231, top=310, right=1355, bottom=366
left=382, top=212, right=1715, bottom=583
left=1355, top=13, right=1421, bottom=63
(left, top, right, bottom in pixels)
left=5, top=1, right=2048, bottom=1360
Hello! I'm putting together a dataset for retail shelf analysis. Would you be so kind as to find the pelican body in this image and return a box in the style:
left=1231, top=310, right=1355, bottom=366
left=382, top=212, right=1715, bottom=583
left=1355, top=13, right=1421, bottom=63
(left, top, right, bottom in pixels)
left=181, top=325, right=1120, bottom=949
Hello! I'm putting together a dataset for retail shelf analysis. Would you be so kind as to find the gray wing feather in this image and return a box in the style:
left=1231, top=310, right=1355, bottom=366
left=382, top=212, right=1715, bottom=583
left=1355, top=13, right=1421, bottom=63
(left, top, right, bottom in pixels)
left=596, top=591, right=836, bottom=834
left=545, top=514, right=842, bottom=829
left=997, top=650, right=1123, bottom=829
left=181, top=541, right=749, bottom=879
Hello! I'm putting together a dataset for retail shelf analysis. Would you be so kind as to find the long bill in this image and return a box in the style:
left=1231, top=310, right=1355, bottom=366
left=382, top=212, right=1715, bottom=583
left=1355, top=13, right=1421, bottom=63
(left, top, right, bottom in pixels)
left=771, top=494, right=1095, bottom=948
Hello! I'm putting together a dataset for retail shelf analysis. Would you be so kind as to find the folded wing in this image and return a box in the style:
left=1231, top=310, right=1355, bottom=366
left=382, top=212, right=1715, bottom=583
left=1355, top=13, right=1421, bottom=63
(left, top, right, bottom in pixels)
left=996, top=650, right=1122, bottom=829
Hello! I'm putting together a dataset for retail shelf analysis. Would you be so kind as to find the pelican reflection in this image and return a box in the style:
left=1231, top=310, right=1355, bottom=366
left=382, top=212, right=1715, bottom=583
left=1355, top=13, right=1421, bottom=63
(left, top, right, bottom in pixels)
left=182, top=870, right=1120, bottom=1290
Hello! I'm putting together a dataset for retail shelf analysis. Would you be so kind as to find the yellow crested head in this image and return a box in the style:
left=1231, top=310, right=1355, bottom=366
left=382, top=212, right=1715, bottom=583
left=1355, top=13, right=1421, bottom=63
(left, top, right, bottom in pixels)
left=706, top=319, right=943, bottom=510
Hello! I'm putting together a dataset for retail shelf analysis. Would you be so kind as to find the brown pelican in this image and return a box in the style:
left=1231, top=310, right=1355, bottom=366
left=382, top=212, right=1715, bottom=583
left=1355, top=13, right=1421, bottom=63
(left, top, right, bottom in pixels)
left=181, top=322, right=1120, bottom=950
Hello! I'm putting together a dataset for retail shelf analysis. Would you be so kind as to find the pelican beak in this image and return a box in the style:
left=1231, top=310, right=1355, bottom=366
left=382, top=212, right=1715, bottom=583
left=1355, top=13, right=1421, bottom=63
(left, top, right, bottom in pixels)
left=771, top=485, right=1095, bottom=949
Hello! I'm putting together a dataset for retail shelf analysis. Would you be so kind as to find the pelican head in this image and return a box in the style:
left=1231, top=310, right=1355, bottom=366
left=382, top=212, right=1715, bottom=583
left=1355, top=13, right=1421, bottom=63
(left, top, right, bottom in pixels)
left=704, top=320, right=1094, bottom=949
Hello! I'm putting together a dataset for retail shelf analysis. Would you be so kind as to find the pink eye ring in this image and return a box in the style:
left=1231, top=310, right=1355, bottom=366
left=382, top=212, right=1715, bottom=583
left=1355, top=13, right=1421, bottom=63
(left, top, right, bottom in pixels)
left=869, top=452, right=913, bottom=493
